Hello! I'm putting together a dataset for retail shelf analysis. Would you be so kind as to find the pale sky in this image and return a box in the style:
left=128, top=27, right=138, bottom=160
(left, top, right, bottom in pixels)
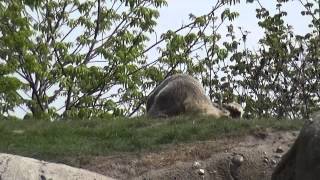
left=155, top=0, right=310, bottom=48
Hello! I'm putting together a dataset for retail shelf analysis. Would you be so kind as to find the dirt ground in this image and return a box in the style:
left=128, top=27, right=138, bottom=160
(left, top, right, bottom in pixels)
left=64, top=129, right=298, bottom=180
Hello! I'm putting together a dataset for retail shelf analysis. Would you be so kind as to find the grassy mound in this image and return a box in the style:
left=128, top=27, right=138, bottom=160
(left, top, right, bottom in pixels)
left=0, top=116, right=303, bottom=160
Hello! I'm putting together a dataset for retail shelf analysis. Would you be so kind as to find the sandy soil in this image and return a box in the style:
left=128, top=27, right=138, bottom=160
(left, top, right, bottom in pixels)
left=64, top=129, right=298, bottom=180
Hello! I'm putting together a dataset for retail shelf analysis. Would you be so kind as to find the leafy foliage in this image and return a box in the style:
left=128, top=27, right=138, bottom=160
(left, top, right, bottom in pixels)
left=0, top=0, right=319, bottom=119
left=145, top=0, right=320, bottom=119
left=0, top=0, right=167, bottom=118
left=227, top=0, right=320, bottom=119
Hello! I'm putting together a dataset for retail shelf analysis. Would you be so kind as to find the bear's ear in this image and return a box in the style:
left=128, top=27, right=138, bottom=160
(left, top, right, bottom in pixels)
left=222, top=102, right=244, bottom=118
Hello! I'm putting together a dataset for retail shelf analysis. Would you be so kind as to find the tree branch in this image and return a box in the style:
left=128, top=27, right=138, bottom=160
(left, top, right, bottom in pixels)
left=83, top=0, right=101, bottom=64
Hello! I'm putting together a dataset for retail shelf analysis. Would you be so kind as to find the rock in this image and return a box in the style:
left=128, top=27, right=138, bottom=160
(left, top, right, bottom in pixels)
left=198, top=168, right=205, bottom=176
left=272, top=115, right=320, bottom=180
left=192, top=161, right=201, bottom=169
left=0, top=153, right=114, bottom=180
left=229, top=154, right=245, bottom=180
left=274, top=154, right=282, bottom=159
left=271, top=159, right=277, bottom=165
left=292, top=132, right=297, bottom=137
left=232, top=154, right=244, bottom=166
left=275, top=146, right=284, bottom=153
left=263, top=157, right=269, bottom=164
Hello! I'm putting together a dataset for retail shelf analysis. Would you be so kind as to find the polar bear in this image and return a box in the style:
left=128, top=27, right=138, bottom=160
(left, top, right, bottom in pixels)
left=223, top=102, right=244, bottom=118
left=146, top=74, right=243, bottom=118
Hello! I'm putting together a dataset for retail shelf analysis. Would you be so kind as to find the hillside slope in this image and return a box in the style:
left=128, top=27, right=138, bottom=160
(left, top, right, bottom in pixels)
left=77, top=130, right=298, bottom=179
left=0, top=116, right=303, bottom=179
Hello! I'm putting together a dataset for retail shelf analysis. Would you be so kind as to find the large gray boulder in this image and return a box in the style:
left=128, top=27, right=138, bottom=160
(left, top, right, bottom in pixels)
left=0, top=153, right=114, bottom=180
left=272, top=117, right=320, bottom=180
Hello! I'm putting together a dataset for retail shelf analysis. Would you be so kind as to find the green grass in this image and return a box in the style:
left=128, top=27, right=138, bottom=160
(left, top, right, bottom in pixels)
left=0, top=116, right=304, bottom=161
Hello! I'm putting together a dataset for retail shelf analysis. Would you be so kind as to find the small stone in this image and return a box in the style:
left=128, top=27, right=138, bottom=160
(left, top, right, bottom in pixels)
left=232, top=154, right=244, bottom=166
left=271, top=159, right=277, bottom=165
left=274, top=154, right=282, bottom=159
left=40, top=175, right=46, bottom=180
left=198, top=168, right=205, bottom=176
left=263, top=157, right=269, bottom=163
left=276, top=147, right=284, bottom=153
left=192, top=161, right=201, bottom=169
left=263, top=151, right=267, bottom=155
